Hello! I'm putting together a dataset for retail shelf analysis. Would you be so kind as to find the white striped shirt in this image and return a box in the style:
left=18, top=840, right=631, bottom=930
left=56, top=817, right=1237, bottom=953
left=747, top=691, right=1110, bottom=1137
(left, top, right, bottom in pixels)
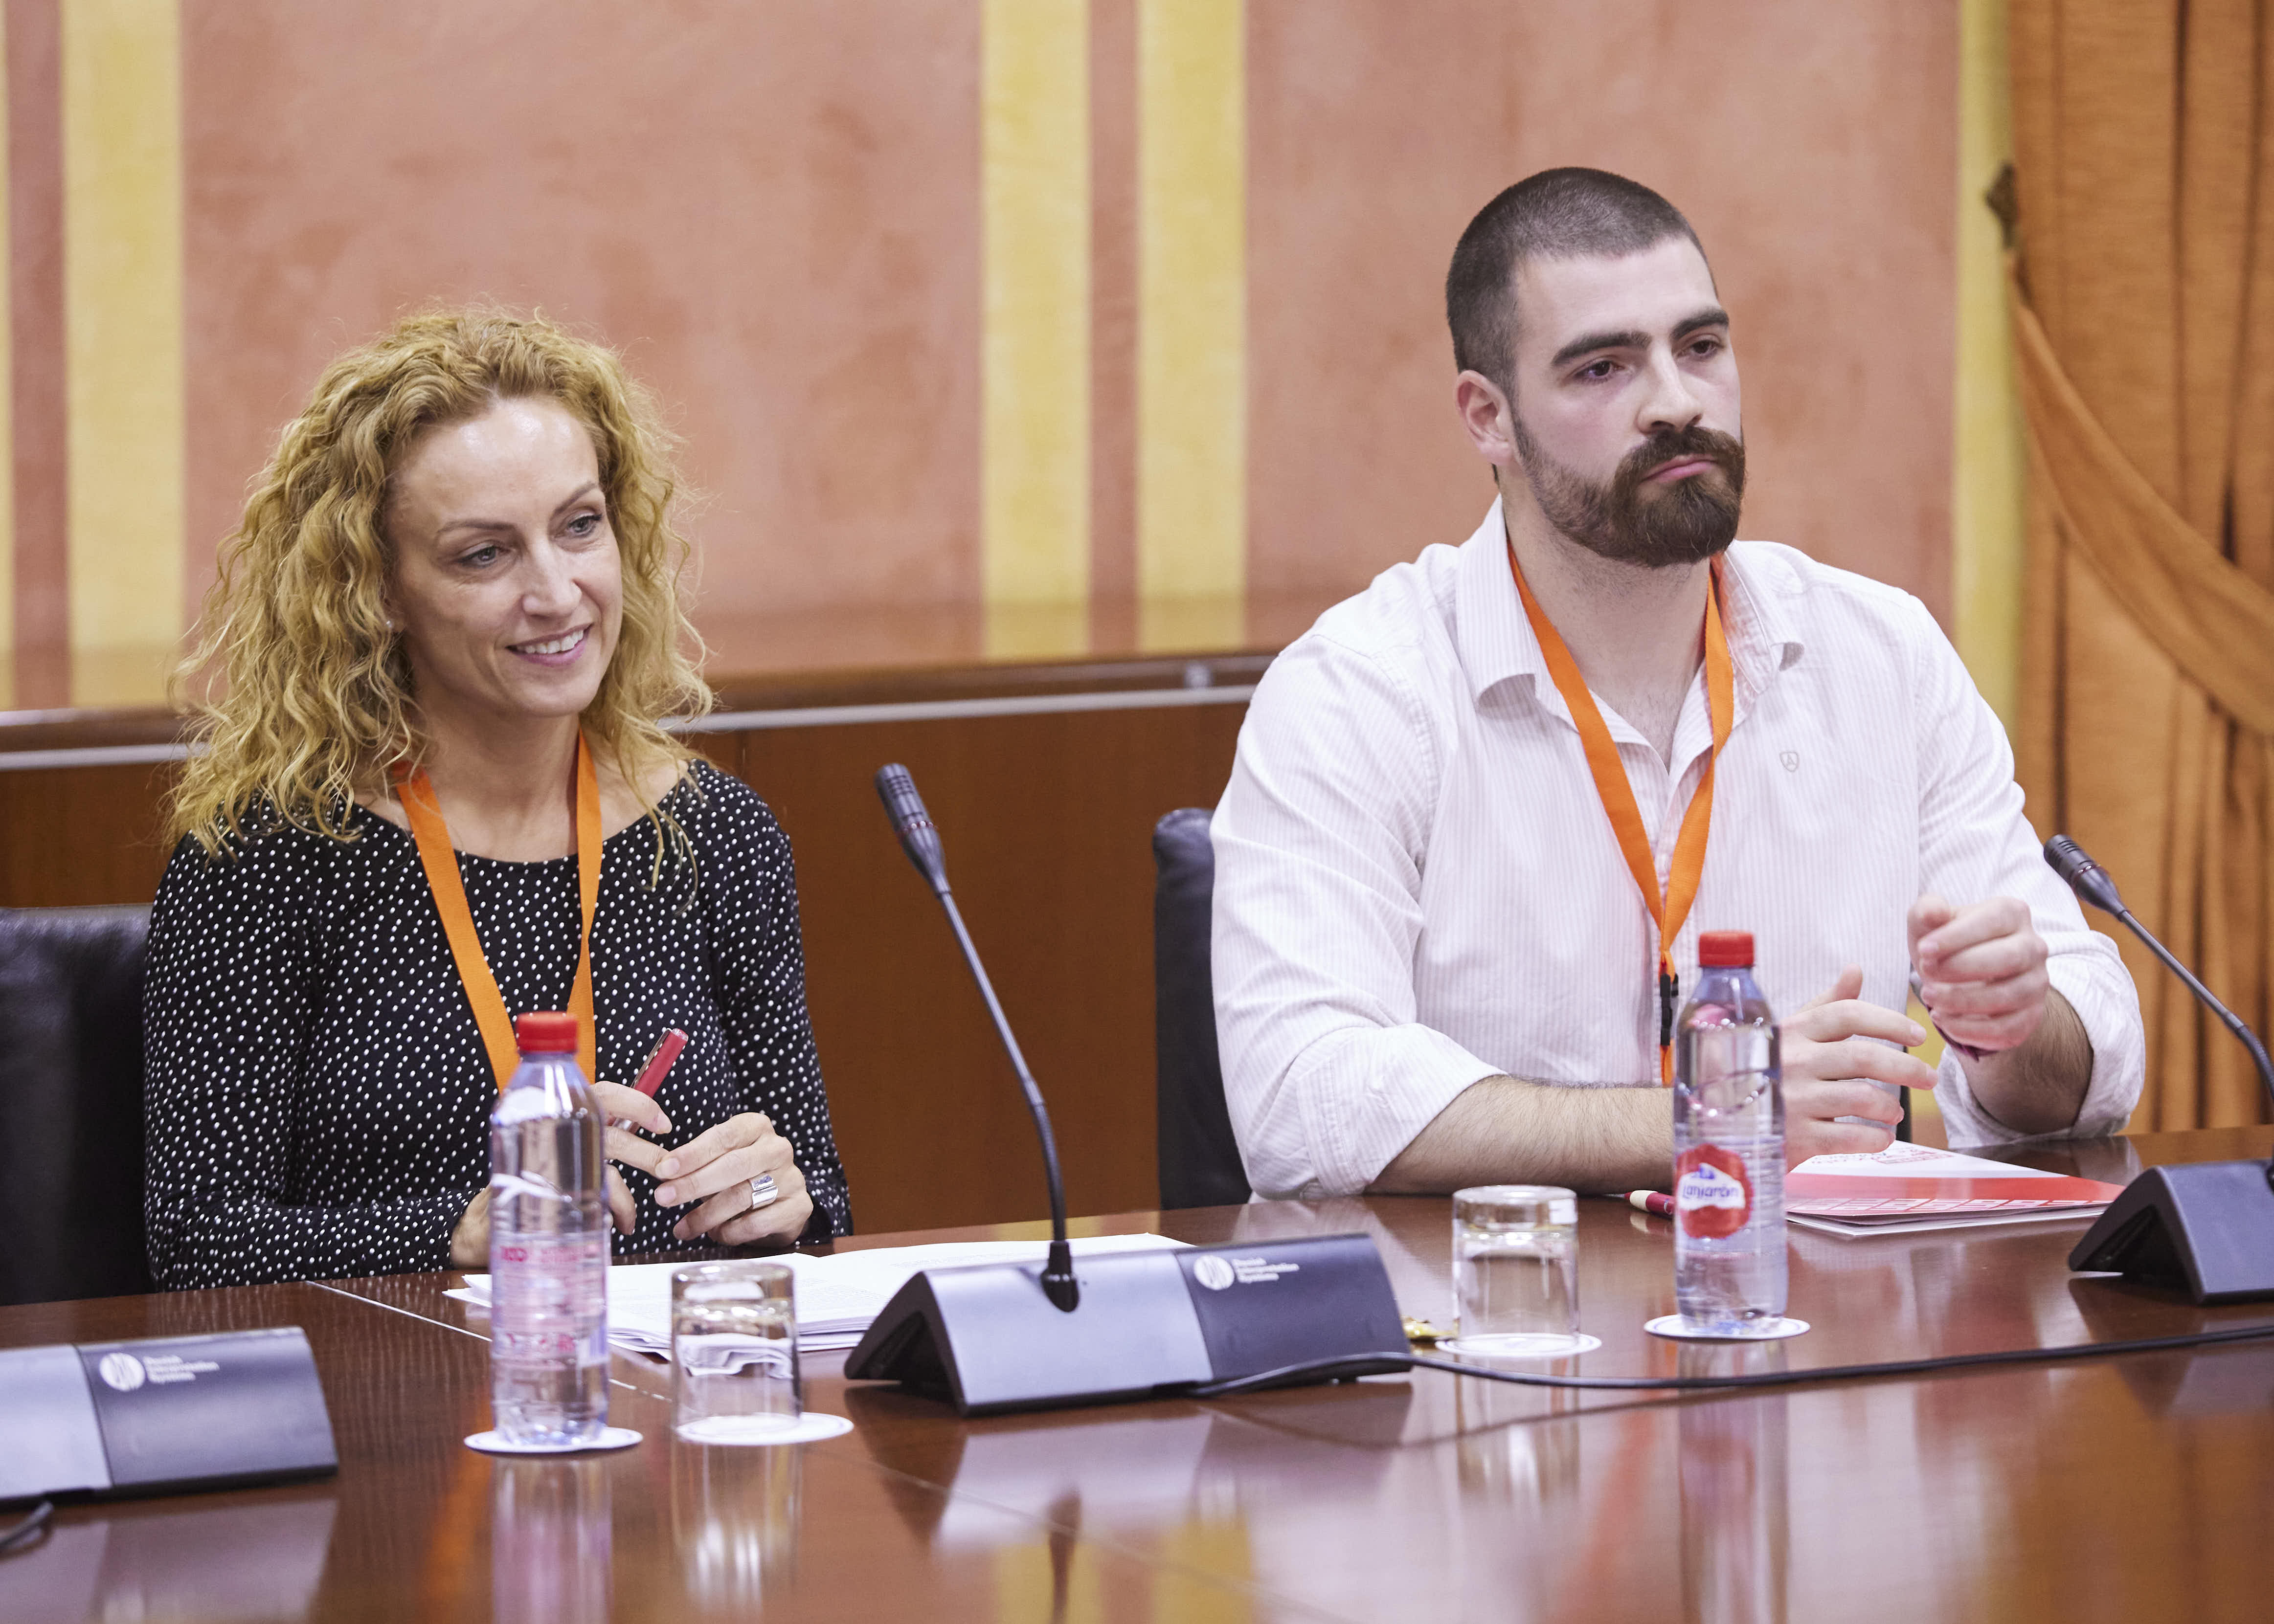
left=1212, top=502, right=2144, bottom=1199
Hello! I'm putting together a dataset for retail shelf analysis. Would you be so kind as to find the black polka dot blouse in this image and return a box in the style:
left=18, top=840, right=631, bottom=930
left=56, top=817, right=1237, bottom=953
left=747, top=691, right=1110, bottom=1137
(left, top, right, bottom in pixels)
left=144, top=760, right=851, bottom=1290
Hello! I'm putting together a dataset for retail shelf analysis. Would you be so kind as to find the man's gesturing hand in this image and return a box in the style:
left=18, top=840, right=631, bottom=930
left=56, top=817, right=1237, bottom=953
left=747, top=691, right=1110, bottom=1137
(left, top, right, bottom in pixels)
left=1909, top=894, right=2050, bottom=1056
left=1780, top=966, right=1936, bottom=1164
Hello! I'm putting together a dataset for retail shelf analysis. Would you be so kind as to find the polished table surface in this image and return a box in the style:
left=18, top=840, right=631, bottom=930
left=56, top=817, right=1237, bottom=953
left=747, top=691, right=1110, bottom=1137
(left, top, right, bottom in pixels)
left=5, top=1128, right=2273, bottom=1624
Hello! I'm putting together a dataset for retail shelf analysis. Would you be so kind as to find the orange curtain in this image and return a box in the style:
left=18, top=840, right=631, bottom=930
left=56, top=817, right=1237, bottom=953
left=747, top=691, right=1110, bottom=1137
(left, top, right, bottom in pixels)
left=2008, top=0, right=2274, bottom=1130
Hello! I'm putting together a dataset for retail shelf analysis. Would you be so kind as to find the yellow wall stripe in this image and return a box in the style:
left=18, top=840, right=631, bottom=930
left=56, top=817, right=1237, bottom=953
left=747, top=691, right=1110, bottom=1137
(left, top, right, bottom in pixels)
left=1953, top=0, right=2024, bottom=729
left=1137, top=0, right=1244, bottom=652
left=63, top=0, right=183, bottom=707
left=982, top=0, right=1091, bottom=660
left=0, top=8, right=14, bottom=704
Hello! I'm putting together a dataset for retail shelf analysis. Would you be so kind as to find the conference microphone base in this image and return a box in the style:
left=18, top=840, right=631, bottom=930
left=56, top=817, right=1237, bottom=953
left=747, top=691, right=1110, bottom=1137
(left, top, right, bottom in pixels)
left=0, top=1328, right=336, bottom=1501
left=843, top=1233, right=1409, bottom=1415
left=2070, top=1160, right=2274, bottom=1304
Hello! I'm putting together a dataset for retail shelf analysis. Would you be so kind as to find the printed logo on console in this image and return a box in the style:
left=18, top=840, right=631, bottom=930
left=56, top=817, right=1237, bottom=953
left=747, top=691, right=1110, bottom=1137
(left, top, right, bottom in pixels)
left=1193, top=1255, right=1237, bottom=1291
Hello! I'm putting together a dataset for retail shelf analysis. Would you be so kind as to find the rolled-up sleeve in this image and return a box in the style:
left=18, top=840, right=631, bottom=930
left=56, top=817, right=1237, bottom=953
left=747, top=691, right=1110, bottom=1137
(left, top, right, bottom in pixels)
left=1905, top=601, right=2145, bottom=1145
left=1213, top=634, right=1503, bottom=1197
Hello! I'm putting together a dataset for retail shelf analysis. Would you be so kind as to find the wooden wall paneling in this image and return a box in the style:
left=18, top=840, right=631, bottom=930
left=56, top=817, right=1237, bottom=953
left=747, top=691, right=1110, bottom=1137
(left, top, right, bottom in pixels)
left=0, top=760, right=176, bottom=906
left=0, top=700, right=1245, bottom=1237
left=733, top=701, right=1244, bottom=1236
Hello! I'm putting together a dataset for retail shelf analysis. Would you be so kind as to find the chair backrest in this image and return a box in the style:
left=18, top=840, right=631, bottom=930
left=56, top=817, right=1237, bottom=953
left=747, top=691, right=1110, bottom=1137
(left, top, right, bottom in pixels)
left=1151, top=808, right=1251, bottom=1208
left=0, top=904, right=152, bottom=1305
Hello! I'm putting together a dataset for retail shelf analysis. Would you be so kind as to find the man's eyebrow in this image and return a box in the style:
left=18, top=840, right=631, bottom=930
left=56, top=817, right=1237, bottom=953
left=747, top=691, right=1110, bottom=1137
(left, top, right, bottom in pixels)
left=1551, top=328, right=1650, bottom=369
left=1671, top=307, right=1732, bottom=341
left=1550, top=308, right=1732, bottom=370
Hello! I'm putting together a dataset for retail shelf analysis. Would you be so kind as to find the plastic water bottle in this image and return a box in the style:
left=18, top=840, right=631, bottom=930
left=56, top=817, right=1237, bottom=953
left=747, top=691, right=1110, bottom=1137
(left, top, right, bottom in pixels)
left=1672, top=930, right=1787, bottom=1332
left=489, top=1010, right=608, bottom=1445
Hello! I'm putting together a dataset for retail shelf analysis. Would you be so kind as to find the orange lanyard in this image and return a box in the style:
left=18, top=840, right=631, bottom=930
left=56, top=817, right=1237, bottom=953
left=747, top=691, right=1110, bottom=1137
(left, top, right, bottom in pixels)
left=1508, top=545, right=1734, bottom=1084
left=395, top=733, right=602, bottom=1089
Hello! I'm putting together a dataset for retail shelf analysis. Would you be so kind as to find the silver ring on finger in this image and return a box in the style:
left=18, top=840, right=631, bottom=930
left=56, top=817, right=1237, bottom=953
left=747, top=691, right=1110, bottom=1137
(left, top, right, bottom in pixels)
left=747, top=1172, right=779, bottom=1211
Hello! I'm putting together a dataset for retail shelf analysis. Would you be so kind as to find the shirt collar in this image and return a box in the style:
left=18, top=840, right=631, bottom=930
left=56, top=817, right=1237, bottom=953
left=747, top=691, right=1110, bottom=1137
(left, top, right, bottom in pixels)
left=1453, top=500, right=1808, bottom=725
left=1454, top=498, right=1546, bottom=708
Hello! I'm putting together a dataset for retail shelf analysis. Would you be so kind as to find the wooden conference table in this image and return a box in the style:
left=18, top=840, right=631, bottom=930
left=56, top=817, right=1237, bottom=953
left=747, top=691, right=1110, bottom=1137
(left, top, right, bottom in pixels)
left=3, top=1129, right=2272, bottom=1624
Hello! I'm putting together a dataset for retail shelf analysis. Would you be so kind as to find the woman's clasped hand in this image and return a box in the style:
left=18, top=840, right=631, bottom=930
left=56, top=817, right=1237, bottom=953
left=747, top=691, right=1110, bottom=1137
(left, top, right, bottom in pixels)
left=448, top=1085, right=816, bottom=1268
left=597, top=1084, right=813, bottom=1245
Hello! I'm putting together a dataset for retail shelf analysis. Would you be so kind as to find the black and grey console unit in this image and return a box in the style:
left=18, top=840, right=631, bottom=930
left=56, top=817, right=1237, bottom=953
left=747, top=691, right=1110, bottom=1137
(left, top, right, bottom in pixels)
left=0, top=1328, right=336, bottom=1501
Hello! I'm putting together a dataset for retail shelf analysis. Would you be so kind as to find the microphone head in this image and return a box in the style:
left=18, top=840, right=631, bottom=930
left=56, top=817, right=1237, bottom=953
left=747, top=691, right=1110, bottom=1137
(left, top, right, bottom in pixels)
left=2045, top=835, right=2125, bottom=915
left=876, top=763, right=950, bottom=894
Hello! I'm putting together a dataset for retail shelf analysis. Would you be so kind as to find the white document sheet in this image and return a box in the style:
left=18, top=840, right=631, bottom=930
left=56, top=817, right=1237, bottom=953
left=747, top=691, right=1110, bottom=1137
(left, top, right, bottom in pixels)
left=1790, top=1144, right=2061, bottom=1179
left=452, top=1232, right=1188, bottom=1354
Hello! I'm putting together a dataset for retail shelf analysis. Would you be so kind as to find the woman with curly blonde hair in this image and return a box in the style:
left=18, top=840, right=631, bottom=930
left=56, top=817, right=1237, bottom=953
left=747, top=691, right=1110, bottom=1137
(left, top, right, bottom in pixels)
left=146, top=310, right=849, bottom=1290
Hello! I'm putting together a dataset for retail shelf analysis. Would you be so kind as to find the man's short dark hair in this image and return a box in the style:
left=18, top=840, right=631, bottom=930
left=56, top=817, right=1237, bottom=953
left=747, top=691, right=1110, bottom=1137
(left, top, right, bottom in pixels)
left=1445, top=168, right=1703, bottom=396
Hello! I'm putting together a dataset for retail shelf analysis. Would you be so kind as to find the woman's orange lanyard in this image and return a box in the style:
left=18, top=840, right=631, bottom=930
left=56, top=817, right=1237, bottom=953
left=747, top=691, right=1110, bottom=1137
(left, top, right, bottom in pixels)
left=395, top=733, right=602, bottom=1090
left=1508, top=546, right=1734, bottom=1085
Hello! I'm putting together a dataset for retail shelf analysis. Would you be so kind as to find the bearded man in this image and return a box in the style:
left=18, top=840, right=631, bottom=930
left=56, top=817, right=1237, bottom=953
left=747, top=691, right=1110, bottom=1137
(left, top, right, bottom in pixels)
left=1210, top=168, right=2143, bottom=1200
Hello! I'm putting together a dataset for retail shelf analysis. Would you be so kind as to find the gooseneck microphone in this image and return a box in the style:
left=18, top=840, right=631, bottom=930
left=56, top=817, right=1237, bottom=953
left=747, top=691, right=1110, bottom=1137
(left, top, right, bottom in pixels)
left=2044, top=836, right=2274, bottom=1302
left=2044, top=836, right=2274, bottom=1144
left=852, top=766, right=1407, bottom=1413
left=877, top=764, right=1079, bottom=1312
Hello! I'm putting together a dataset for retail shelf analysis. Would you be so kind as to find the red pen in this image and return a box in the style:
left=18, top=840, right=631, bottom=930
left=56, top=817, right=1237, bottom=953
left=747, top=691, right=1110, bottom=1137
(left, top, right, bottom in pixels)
left=632, top=1028, right=688, bottom=1097
left=1624, top=1190, right=1676, bottom=1219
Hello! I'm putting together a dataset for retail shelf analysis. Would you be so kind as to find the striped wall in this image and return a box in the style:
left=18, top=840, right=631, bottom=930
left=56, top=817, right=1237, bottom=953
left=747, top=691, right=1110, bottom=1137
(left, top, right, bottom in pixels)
left=4, top=0, right=181, bottom=711
left=1133, top=0, right=1244, bottom=654
left=2, top=1, right=1981, bottom=711
left=1952, top=0, right=2026, bottom=729
left=980, top=0, right=1089, bottom=659
left=63, top=0, right=180, bottom=708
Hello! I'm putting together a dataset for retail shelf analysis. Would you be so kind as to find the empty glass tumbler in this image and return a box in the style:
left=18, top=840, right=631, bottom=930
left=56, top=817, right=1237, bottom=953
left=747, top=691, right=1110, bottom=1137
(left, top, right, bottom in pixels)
left=672, top=1261, right=801, bottom=1443
left=1448, top=1185, right=1598, bottom=1357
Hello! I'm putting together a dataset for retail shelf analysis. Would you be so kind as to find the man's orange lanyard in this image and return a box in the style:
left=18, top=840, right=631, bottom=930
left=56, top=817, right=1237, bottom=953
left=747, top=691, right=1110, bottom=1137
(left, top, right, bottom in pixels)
left=396, top=733, right=602, bottom=1090
left=1508, top=546, right=1734, bottom=1084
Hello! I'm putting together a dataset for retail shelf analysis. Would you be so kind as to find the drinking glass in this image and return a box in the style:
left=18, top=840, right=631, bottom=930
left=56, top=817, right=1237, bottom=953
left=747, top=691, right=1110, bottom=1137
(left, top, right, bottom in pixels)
left=672, top=1261, right=800, bottom=1443
left=1447, top=1185, right=1597, bottom=1357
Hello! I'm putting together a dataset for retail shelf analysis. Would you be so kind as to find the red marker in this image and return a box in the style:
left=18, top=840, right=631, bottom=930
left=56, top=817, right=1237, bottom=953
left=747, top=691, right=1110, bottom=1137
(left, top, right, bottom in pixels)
left=1624, top=1190, right=1676, bottom=1219
left=633, top=1028, right=688, bottom=1097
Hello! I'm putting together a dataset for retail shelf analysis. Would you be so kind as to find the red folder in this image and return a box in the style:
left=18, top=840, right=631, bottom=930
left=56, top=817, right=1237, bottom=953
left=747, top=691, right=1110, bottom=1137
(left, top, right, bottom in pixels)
left=1786, top=1171, right=2125, bottom=1217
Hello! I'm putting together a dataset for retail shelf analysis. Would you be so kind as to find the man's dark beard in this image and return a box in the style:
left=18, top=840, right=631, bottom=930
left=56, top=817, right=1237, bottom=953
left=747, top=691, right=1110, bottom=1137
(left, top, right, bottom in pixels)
left=1511, top=420, right=1746, bottom=567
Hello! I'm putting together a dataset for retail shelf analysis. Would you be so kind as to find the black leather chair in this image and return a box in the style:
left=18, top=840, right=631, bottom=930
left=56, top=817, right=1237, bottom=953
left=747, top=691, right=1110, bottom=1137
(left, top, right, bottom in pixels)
left=1151, top=808, right=1251, bottom=1208
left=0, top=905, right=152, bottom=1305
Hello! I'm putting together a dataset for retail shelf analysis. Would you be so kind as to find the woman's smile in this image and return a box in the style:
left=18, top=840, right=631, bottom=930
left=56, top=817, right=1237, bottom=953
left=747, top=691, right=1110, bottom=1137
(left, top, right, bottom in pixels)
left=510, top=625, right=591, bottom=666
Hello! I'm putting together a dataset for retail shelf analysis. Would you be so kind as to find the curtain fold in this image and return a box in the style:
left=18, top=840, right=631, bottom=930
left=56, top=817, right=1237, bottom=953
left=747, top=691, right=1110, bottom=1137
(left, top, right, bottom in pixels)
left=2009, top=0, right=2274, bottom=1130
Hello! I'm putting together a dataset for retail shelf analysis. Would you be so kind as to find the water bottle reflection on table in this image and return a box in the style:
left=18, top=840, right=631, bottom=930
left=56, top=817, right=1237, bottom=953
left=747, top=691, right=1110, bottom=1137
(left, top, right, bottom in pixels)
left=492, top=1457, right=611, bottom=1624
left=489, top=1011, right=609, bottom=1447
left=1672, top=932, right=1789, bottom=1335
left=1677, top=1340, right=1791, bottom=1624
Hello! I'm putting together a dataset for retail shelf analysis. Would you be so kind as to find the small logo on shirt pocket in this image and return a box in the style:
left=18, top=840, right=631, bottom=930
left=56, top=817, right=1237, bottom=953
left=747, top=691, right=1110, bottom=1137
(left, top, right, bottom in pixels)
left=1780, top=750, right=1800, bottom=773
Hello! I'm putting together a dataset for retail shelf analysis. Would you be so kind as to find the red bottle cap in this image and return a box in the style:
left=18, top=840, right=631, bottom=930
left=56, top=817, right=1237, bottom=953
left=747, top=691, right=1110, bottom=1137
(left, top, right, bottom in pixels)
left=1697, top=931, right=1755, bottom=968
left=515, top=1011, right=579, bottom=1053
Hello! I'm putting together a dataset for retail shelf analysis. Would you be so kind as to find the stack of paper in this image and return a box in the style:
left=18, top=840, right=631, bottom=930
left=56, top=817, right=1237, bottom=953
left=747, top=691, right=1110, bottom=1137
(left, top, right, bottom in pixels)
left=453, top=1233, right=1186, bottom=1354
left=1784, top=1144, right=2126, bottom=1238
